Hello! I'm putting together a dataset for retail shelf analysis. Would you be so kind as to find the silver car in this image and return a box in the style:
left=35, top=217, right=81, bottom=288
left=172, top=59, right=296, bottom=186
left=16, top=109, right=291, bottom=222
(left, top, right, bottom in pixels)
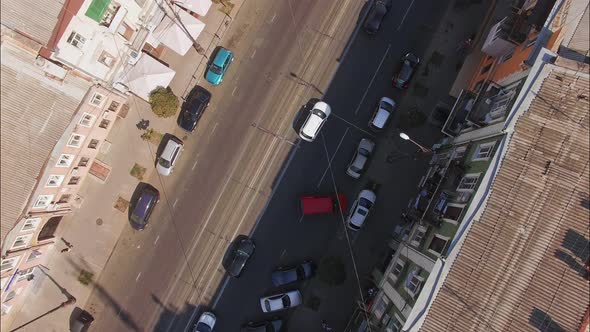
left=260, top=290, right=302, bottom=313
left=156, top=136, right=183, bottom=176
left=346, top=138, right=376, bottom=179
left=347, top=190, right=377, bottom=231
left=192, top=312, right=216, bottom=332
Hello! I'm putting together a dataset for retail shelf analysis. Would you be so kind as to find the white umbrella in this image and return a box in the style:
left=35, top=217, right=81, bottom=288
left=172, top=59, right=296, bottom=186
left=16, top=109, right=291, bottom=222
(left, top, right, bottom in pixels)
left=173, top=0, right=212, bottom=16
left=124, top=53, right=176, bottom=101
left=152, top=9, right=205, bottom=55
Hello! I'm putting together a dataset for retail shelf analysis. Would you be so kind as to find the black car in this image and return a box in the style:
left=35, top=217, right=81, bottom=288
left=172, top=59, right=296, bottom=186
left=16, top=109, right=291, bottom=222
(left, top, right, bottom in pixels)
left=222, top=235, right=255, bottom=278
left=241, top=318, right=284, bottom=332
left=271, top=261, right=316, bottom=286
left=392, top=53, right=420, bottom=89
left=363, top=1, right=388, bottom=35
left=129, top=185, right=160, bottom=230
left=179, top=86, right=211, bottom=132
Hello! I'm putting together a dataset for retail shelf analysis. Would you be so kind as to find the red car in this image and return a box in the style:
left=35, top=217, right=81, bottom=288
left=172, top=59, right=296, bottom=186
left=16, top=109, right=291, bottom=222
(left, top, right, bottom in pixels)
left=300, top=194, right=347, bottom=216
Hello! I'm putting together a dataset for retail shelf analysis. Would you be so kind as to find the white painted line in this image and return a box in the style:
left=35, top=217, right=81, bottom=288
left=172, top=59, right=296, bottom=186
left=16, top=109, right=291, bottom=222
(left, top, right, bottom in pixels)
left=398, top=0, right=416, bottom=31
left=354, top=44, right=391, bottom=115
left=280, top=249, right=287, bottom=259
left=232, top=86, right=238, bottom=96
left=317, top=127, right=350, bottom=188
left=250, top=49, right=257, bottom=59
left=154, top=235, right=160, bottom=245
left=269, top=12, right=277, bottom=23
left=173, top=198, right=179, bottom=208
left=331, top=113, right=377, bottom=137
left=136, top=272, right=142, bottom=282
left=210, top=122, right=219, bottom=137
left=192, top=159, right=199, bottom=170
left=298, top=214, right=305, bottom=223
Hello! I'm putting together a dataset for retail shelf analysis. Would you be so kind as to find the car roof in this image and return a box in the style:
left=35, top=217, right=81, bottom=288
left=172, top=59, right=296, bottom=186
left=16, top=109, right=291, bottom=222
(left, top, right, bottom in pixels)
left=301, top=112, right=325, bottom=138
left=133, top=188, right=158, bottom=219
left=161, top=138, right=182, bottom=160
left=214, top=48, right=232, bottom=66
left=372, top=109, right=390, bottom=128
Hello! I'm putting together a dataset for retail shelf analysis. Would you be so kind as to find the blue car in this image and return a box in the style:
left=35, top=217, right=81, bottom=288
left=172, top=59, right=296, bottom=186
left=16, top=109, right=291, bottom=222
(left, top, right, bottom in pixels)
left=206, top=47, right=234, bottom=85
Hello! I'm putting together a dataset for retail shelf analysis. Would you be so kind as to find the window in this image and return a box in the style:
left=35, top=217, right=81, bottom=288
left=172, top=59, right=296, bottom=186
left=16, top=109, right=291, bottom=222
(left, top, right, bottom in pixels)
left=472, top=141, right=496, bottom=161
left=27, top=250, right=42, bottom=263
left=0, top=256, right=20, bottom=272
left=457, top=174, right=480, bottom=191
left=373, top=296, right=390, bottom=320
left=410, top=226, right=427, bottom=247
left=407, top=274, right=423, bottom=294
left=79, top=113, right=96, bottom=127
left=386, top=315, right=404, bottom=332
left=33, top=195, right=53, bottom=209
left=67, top=31, right=86, bottom=48
left=11, top=234, right=33, bottom=249
left=107, top=101, right=120, bottom=112
left=99, top=119, right=110, bottom=129
left=17, top=267, right=35, bottom=282
left=56, top=154, right=75, bottom=167
left=392, top=260, right=405, bottom=276
left=78, top=157, right=90, bottom=167
left=21, top=218, right=41, bottom=232
left=1, top=303, right=12, bottom=316
left=98, top=51, right=115, bottom=67
left=88, top=139, right=99, bottom=149
left=68, top=177, right=80, bottom=185
left=428, top=235, right=450, bottom=256
left=90, top=92, right=105, bottom=106
left=0, top=277, right=7, bottom=290
left=57, top=194, right=71, bottom=204
left=45, top=175, right=65, bottom=187
left=453, top=146, right=467, bottom=160
left=480, top=64, right=492, bottom=74
left=67, top=134, right=85, bottom=148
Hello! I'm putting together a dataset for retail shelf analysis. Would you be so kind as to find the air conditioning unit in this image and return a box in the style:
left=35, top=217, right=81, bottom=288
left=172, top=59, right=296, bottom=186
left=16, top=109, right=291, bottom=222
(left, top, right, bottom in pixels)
left=128, top=50, right=142, bottom=65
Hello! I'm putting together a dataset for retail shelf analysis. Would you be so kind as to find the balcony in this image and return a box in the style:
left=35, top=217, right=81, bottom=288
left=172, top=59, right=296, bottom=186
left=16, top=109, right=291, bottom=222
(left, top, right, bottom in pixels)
left=466, top=80, right=523, bottom=126
left=442, top=90, right=477, bottom=137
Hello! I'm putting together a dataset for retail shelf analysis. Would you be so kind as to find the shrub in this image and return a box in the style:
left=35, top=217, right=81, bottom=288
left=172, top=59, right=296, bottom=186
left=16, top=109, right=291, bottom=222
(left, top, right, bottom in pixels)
left=149, top=87, right=179, bottom=118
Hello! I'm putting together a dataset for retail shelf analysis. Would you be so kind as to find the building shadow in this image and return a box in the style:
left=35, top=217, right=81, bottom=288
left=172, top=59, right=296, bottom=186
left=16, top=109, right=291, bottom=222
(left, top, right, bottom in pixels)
left=529, top=307, right=566, bottom=332
left=150, top=293, right=201, bottom=332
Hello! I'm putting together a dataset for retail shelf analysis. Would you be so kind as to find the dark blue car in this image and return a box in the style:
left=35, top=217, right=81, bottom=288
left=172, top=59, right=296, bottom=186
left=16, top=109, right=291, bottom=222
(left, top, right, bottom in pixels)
left=206, top=47, right=234, bottom=85
left=130, top=185, right=160, bottom=230
left=271, top=261, right=316, bottom=286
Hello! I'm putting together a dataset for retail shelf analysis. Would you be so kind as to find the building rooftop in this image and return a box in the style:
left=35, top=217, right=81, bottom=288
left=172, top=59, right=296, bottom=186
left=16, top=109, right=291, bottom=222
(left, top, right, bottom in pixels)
left=418, top=65, right=589, bottom=331
left=0, top=0, right=64, bottom=46
left=0, top=40, right=90, bottom=243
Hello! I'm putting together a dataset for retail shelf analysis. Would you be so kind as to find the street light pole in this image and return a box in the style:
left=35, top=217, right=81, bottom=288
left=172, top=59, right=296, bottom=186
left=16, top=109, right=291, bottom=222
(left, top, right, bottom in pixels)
left=399, top=132, right=432, bottom=153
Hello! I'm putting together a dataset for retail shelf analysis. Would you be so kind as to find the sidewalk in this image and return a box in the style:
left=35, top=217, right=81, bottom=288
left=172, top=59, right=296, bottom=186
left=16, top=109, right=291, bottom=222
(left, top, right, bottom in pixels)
left=5, top=2, right=245, bottom=331
left=285, top=1, right=495, bottom=331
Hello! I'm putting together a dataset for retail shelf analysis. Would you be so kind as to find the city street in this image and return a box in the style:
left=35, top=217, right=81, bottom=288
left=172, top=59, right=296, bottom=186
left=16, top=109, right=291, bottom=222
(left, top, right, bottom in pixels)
left=82, top=0, right=488, bottom=331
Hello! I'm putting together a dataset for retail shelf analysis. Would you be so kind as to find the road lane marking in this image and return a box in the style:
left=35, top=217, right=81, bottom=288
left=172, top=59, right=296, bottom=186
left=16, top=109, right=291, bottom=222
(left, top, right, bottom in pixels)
left=232, top=86, right=238, bottom=96
left=173, top=198, right=179, bottom=208
left=317, top=127, right=350, bottom=188
left=136, top=272, right=142, bottom=282
left=154, top=235, right=160, bottom=245
left=331, top=113, right=377, bottom=137
left=210, top=122, right=219, bottom=137
left=298, top=214, right=304, bottom=223
left=354, top=44, right=391, bottom=115
left=398, top=0, right=416, bottom=31
left=250, top=49, right=257, bottom=59
left=269, top=12, right=277, bottom=23
left=280, top=249, right=287, bottom=259
left=192, top=159, right=199, bottom=170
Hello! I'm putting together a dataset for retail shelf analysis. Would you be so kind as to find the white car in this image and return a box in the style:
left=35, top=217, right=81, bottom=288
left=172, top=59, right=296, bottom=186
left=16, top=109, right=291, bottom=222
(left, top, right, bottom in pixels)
left=156, top=136, right=183, bottom=176
left=192, top=312, right=216, bottom=332
left=299, top=101, right=331, bottom=142
left=347, top=190, right=377, bottom=231
left=346, top=138, right=376, bottom=178
left=369, top=97, right=395, bottom=131
left=260, top=290, right=302, bottom=313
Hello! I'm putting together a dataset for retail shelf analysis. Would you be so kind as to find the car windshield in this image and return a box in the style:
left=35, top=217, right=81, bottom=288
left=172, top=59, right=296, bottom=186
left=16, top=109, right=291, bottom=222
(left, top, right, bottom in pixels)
left=264, top=300, right=271, bottom=312
left=281, top=295, right=291, bottom=307
left=350, top=165, right=362, bottom=173
left=196, top=322, right=211, bottom=332
left=158, top=158, right=170, bottom=168
left=359, top=148, right=370, bottom=157
left=359, top=197, right=373, bottom=209
left=380, top=101, right=393, bottom=111
left=210, top=64, right=223, bottom=75
left=356, top=208, right=368, bottom=216
left=311, top=108, right=327, bottom=119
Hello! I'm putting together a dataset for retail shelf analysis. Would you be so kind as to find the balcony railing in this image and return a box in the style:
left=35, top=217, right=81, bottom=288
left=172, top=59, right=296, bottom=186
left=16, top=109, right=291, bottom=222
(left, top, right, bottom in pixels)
left=441, top=90, right=477, bottom=137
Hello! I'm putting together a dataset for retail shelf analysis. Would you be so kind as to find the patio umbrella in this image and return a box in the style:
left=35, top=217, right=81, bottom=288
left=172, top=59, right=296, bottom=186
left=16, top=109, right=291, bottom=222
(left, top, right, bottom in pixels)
left=124, top=53, right=176, bottom=101
left=173, top=0, right=212, bottom=16
left=152, top=9, right=205, bottom=55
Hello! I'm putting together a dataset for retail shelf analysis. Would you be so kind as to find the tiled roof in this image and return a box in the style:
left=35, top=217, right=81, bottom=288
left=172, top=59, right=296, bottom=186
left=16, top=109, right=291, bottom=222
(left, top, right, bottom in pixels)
left=0, top=0, right=63, bottom=46
left=419, top=69, right=590, bottom=331
left=0, top=41, right=90, bottom=243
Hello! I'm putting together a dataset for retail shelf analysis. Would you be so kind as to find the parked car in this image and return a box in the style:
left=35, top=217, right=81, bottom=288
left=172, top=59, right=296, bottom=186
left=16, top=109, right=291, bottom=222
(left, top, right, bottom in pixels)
left=180, top=86, right=211, bottom=132
left=206, top=47, right=234, bottom=85
left=346, top=138, right=376, bottom=178
left=71, top=309, right=94, bottom=332
left=368, top=97, right=395, bottom=131
left=260, top=290, right=302, bottom=313
left=299, top=101, right=331, bottom=142
left=299, top=194, right=347, bottom=215
left=271, top=261, right=316, bottom=286
left=156, top=136, right=184, bottom=176
left=347, top=190, right=377, bottom=231
left=241, top=318, right=284, bottom=332
left=192, top=312, right=216, bottom=332
left=392, top=53, right=420, bottom=89
left=222, top=235, right=255, bottom=278
left=363, top=1, right=388, bottom=35
left=129, top=185, right=160, bottom=230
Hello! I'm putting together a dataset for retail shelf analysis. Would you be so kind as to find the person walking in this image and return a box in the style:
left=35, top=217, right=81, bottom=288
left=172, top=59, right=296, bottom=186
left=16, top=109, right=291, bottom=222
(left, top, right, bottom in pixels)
left=321, top=320, right=333, bottom=331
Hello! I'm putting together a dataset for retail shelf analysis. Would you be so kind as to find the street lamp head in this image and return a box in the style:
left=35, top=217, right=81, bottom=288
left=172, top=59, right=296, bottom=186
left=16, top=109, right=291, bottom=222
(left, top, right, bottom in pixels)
left=399, top=133, right=410, bottom=140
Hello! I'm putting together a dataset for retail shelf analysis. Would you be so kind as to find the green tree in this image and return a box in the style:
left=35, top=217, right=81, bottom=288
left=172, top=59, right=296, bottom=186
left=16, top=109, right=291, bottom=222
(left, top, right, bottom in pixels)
left=149, top=86, right=179, bottom=118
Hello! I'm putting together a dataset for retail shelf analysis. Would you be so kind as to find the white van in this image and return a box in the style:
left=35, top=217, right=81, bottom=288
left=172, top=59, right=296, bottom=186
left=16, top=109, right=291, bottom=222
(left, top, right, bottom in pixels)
left=299, top=101, right=332, bottom=142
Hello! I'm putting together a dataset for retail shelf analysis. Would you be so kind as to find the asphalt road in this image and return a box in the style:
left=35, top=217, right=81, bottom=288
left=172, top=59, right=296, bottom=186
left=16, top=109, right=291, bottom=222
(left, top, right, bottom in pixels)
left=85, top=0, right=362, bottom=331
left=211, top=0, right=452, bottom=331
